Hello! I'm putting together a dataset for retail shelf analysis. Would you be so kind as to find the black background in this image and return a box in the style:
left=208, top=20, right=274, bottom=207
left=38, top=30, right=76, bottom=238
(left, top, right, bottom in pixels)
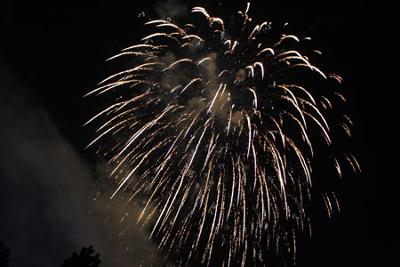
left=0, top=0, right=396, bottom=266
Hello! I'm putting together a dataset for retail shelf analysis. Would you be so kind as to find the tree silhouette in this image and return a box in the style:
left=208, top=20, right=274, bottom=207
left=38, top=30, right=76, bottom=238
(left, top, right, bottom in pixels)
left=60, top=246, right=101, bottom=267
left=0, top=242, right=10, bottom=267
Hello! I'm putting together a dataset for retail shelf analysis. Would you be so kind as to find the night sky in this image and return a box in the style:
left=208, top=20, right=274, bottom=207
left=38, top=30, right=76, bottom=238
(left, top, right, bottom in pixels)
left=0, top=0, right=396, bottom=266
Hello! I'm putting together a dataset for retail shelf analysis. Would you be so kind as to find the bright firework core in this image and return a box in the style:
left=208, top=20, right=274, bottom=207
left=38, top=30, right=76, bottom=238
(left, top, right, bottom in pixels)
left=86, top=2, right=359, bottom=266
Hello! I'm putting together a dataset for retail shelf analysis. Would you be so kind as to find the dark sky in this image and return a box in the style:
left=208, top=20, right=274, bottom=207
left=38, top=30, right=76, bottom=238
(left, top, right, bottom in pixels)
left=0, top=0, right=396, bottom=266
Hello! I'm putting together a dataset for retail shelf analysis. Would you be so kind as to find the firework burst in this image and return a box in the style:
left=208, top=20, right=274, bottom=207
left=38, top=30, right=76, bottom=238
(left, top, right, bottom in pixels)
left=86, top=2, right=359, bottom=266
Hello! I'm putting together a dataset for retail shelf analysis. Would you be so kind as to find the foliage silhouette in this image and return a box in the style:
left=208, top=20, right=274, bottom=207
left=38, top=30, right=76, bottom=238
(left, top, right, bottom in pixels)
left=0, top=242, right=10, bottom=267
left=60, top=246, right=101, bottom=267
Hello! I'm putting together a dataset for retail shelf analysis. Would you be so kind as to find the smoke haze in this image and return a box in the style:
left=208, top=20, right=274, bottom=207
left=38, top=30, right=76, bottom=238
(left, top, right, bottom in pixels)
left=0, top=59, right=159, bottom=267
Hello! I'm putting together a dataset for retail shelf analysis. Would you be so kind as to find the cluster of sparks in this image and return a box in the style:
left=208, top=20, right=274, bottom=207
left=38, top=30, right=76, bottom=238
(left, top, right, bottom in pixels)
left=86, top=3, right=360, bottom=266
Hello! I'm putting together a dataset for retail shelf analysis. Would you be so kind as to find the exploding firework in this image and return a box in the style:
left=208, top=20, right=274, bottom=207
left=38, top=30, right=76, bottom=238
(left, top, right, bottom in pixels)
left=86, top=2, right=359, bottom=266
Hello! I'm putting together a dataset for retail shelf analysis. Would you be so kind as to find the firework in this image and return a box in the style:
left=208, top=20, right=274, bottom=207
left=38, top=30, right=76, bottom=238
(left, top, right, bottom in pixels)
left=86, top=2, right=359, bottom=266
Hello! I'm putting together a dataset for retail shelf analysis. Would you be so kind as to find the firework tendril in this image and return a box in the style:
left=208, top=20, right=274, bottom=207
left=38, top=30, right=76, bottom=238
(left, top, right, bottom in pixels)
left=86, top=2, right=360, bottom=266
